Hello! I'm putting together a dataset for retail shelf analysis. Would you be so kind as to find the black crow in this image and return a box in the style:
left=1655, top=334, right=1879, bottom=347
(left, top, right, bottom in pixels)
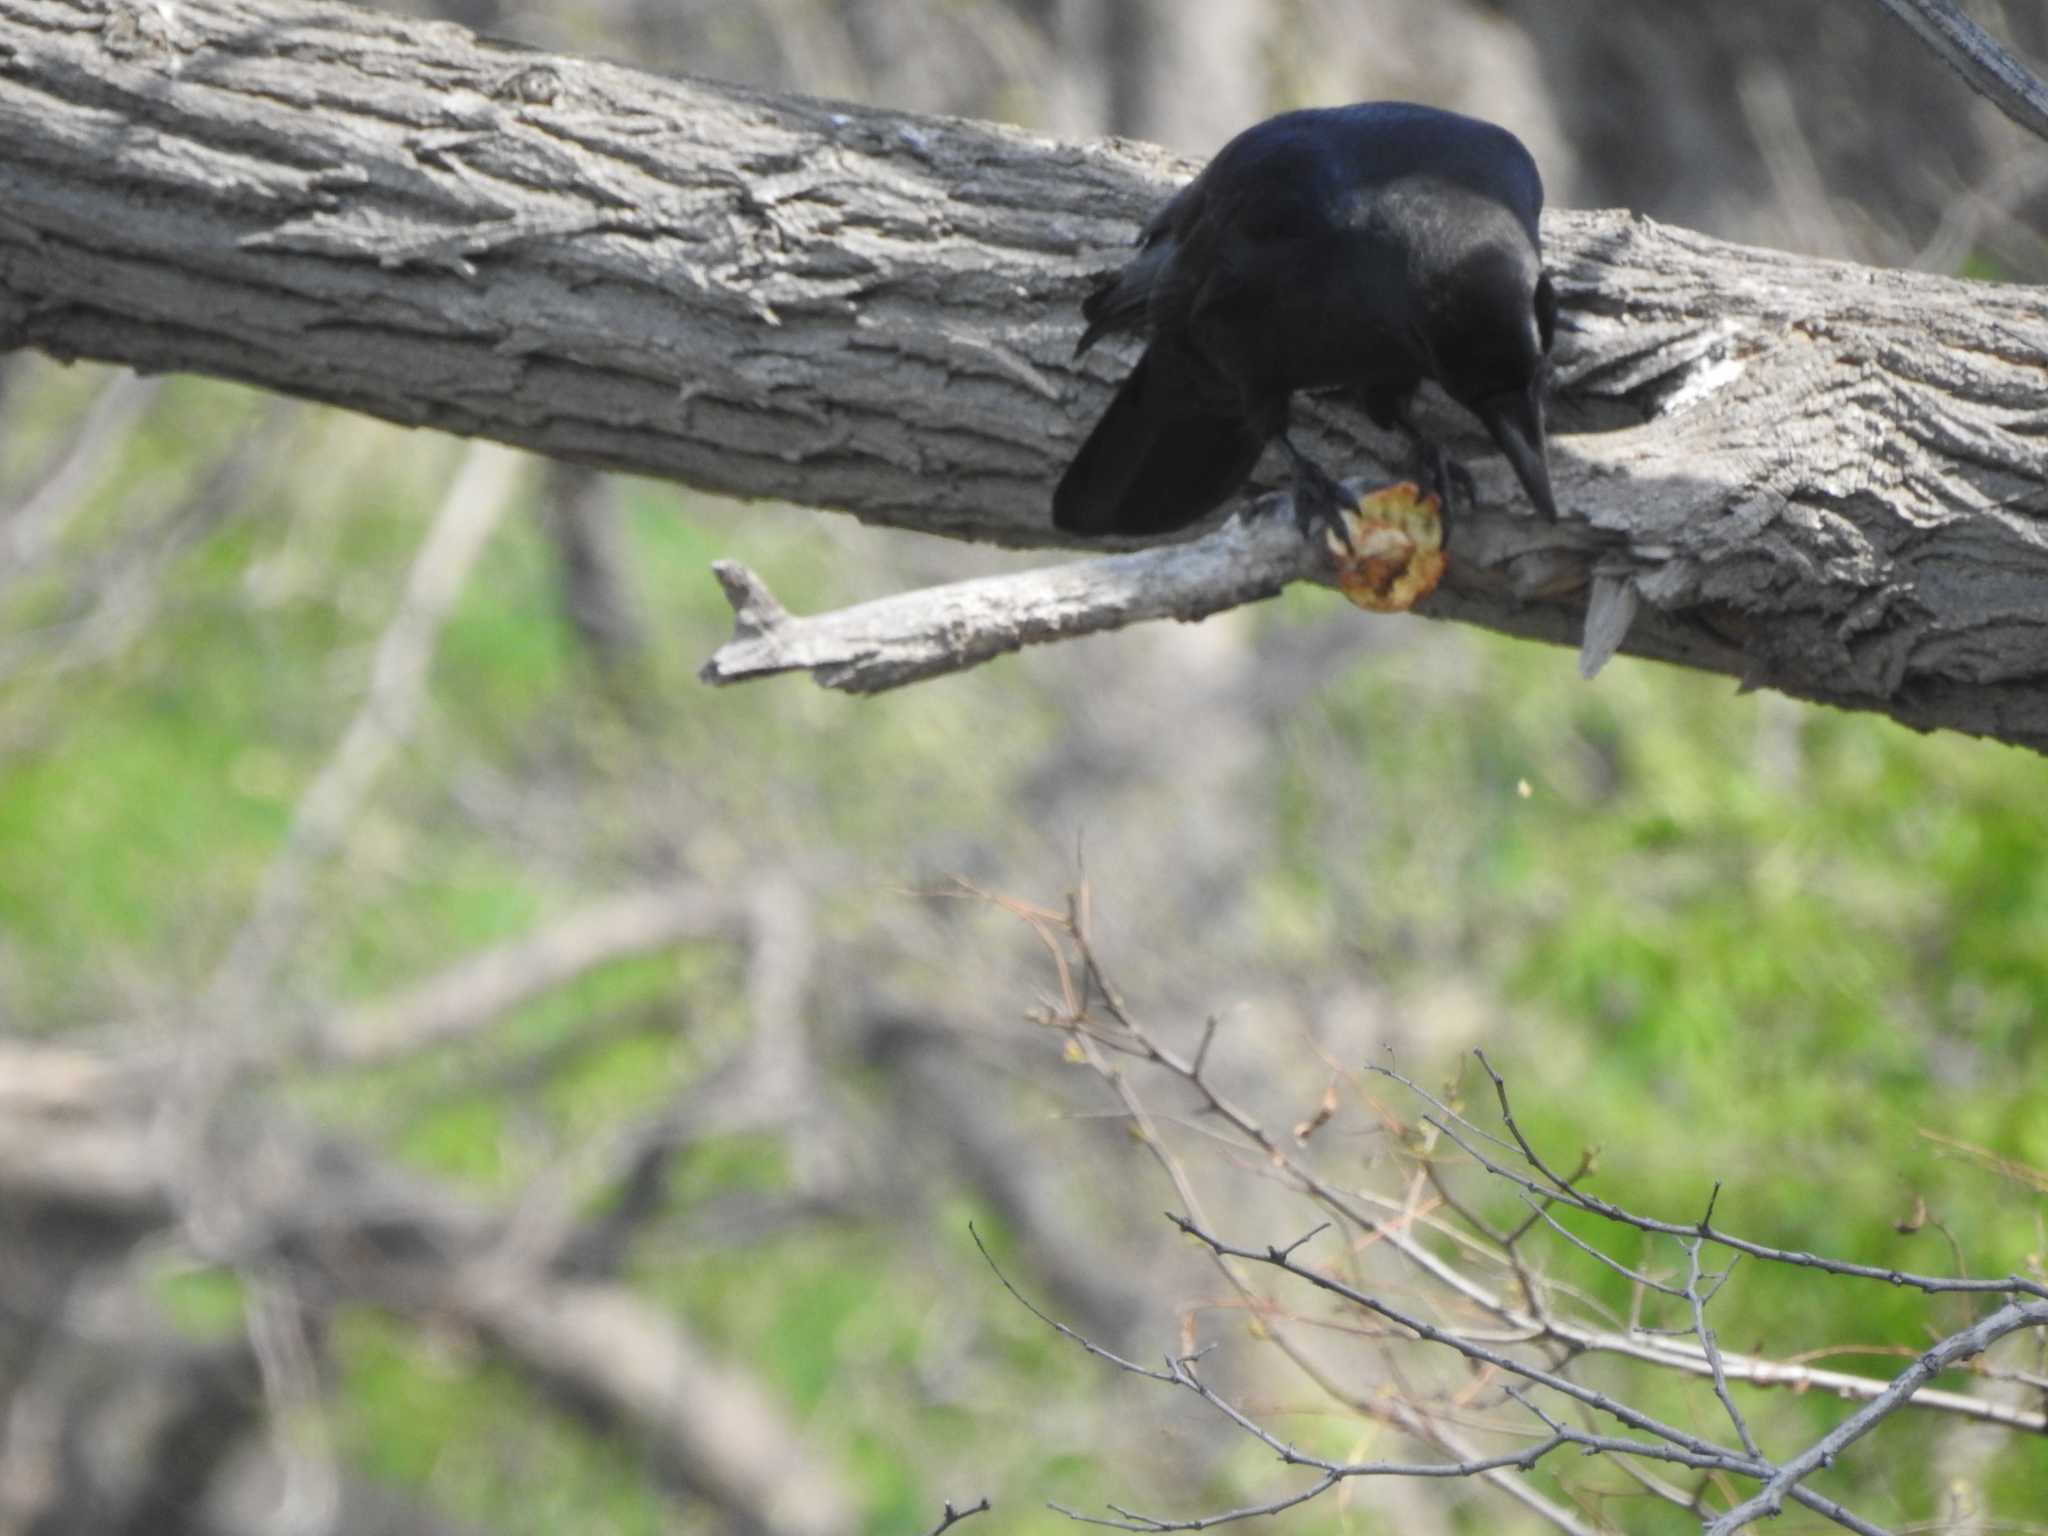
left=1053, top=102, right=1559, bottom=540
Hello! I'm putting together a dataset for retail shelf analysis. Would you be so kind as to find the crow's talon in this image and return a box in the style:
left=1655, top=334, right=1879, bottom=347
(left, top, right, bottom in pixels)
left=1439, top=456, right=1477, bottom=508
left=1292, top=479, right=1353, bottom=552
left=1279, top=436, right=1356, bottom=553
left=1410, top=440, right=1474, bottom=521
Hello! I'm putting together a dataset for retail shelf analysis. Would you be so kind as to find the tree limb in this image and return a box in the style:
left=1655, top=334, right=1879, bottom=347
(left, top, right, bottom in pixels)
left=5, top=0, right=2048, bottom=744
left=699, top=490, right=1638, bottom=692
left=699, top=502, right=1321, bottom=691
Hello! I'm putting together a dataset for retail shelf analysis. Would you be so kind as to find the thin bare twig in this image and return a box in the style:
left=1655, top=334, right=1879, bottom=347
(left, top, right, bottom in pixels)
left=1684, top=1210, right=1763, bottom=1462
left=1703, top=1299, right=2048, bottom=1536
left=989, top=905, right=2044, bottom=1536
left=983, top=1228, right=1585, bottom=1533
left=923, top=1498, right=993, bottom=1536
left=1411, top=1054, right=2048, bottom=1303
left=1015, top=896, right=1601, bottom=1536
left=1174, top=1211, right=1913, bottom=1536
left=971, top=1225, right=1173, bottom=1385
left=1169, top=1212, right=1749, bottom=1469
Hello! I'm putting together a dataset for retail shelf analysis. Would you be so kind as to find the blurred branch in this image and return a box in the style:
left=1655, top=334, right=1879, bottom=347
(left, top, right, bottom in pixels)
left=463, top=1270, right=853, bottom=1536
left=1868, top=0, right=2048, bottom=144
left=0, top=1043, right=856, bottom=1536
left=869, top=1015, right=1145, bottom=1344
left=0, top=400, right=291, bottom=694
left=0, top=1266, right=267, bottom=1534
left=1911, top=155, right=2048, bottom=273
left=0, top=371, right=160, bottom=600
left=5, top=0, right=2048, bottom=745
left=318, top=880, right=733, bottom=1065
left=0, top=1254, right=509, bottom=1536
left=207, top=442, right=523, bottom=1005
left=539, top=463, right=645, bottom=671
left=242, top=1266, right=340, bottom=1536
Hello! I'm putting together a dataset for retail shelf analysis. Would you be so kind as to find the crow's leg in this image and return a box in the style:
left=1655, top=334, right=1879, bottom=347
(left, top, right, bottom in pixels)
left=1245, top=393, right=1357, bottom=549
left=1277, top=433, right=1354, bottom=549
left=1391, top=404, right=1476, bottom=517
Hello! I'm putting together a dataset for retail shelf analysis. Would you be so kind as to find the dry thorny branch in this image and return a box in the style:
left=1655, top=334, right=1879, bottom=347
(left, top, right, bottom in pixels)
left=975, top=884, right=2048, bottom=1536
left=923, top=1497, right=995, bottom=1536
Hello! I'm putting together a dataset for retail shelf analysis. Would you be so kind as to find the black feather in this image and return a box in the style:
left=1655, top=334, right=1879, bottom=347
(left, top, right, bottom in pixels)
left=1053, top=348, right=1266, bottom=535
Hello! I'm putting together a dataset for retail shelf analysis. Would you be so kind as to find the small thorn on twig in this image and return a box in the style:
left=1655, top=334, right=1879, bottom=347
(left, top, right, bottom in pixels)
left=709, top=559, right=790, bottom=639
left=1270, top=1222, right=1332, bottom=1263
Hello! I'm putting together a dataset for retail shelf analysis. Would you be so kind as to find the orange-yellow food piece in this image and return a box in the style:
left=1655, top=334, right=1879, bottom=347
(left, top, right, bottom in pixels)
left=1325, top=482, right=1445, bottom=612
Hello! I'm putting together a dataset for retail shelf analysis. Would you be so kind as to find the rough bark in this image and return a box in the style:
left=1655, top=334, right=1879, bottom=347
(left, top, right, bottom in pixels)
left=4, top=0, right=2048, bottom=745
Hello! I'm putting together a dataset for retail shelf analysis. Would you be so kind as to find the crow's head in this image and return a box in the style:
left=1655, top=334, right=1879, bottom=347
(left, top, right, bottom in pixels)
left=1432, top=245, right=1557, bottom=521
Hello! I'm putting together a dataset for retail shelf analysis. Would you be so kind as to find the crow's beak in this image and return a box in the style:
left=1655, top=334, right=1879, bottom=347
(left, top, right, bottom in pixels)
left=1475, top=379, right=1557, bottom=522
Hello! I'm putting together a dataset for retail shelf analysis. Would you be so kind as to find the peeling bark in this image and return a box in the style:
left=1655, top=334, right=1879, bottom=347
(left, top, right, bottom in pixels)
left=3, top=0, right=2048, bottom=744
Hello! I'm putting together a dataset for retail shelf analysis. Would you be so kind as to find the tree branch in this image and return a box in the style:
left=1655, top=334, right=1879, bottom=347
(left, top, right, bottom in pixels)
left=700, top=505, right=1302, bottom=691
left=1702, top=1298, right=2048, bottom=1536
left=1867, top=0, right=2048, bottom=144
left=5, top=0, right=2048, bottom=745
left=922, top=1499, right=993, bottom=1536
left=317, top=880, right=735, bottom=1065
left=1397, top=1052, right=2048, bottom=1304
left=700, top=491, right=1636, bottom=692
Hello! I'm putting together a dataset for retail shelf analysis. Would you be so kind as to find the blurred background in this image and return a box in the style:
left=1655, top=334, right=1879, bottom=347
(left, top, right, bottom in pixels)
left=3, top=2, right=2047, bottom=1534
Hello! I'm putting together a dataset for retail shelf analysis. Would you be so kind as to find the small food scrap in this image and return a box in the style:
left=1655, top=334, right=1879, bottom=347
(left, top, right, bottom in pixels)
left=1325, top=481, right=1445, bottom=612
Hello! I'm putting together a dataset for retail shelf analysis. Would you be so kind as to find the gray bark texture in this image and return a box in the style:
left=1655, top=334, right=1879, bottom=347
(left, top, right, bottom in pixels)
left=4, top=0, right=2048, bottom=746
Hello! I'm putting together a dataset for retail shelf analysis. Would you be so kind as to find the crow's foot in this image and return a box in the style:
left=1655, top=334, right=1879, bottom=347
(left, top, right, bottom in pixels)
left=1394, top=419, right=1475, bottom=525
left=1278, top=436, right=1355, bottom=550
left=1417, top=440, right=1476, bottom=515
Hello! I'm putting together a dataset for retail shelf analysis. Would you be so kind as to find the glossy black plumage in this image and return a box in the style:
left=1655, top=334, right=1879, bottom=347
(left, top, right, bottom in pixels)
left=1053, top=102, right=1559, bottom=538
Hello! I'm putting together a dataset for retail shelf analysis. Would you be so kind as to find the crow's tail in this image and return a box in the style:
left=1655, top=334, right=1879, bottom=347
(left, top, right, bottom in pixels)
left=1052, top=349, right=1266, bottom=538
